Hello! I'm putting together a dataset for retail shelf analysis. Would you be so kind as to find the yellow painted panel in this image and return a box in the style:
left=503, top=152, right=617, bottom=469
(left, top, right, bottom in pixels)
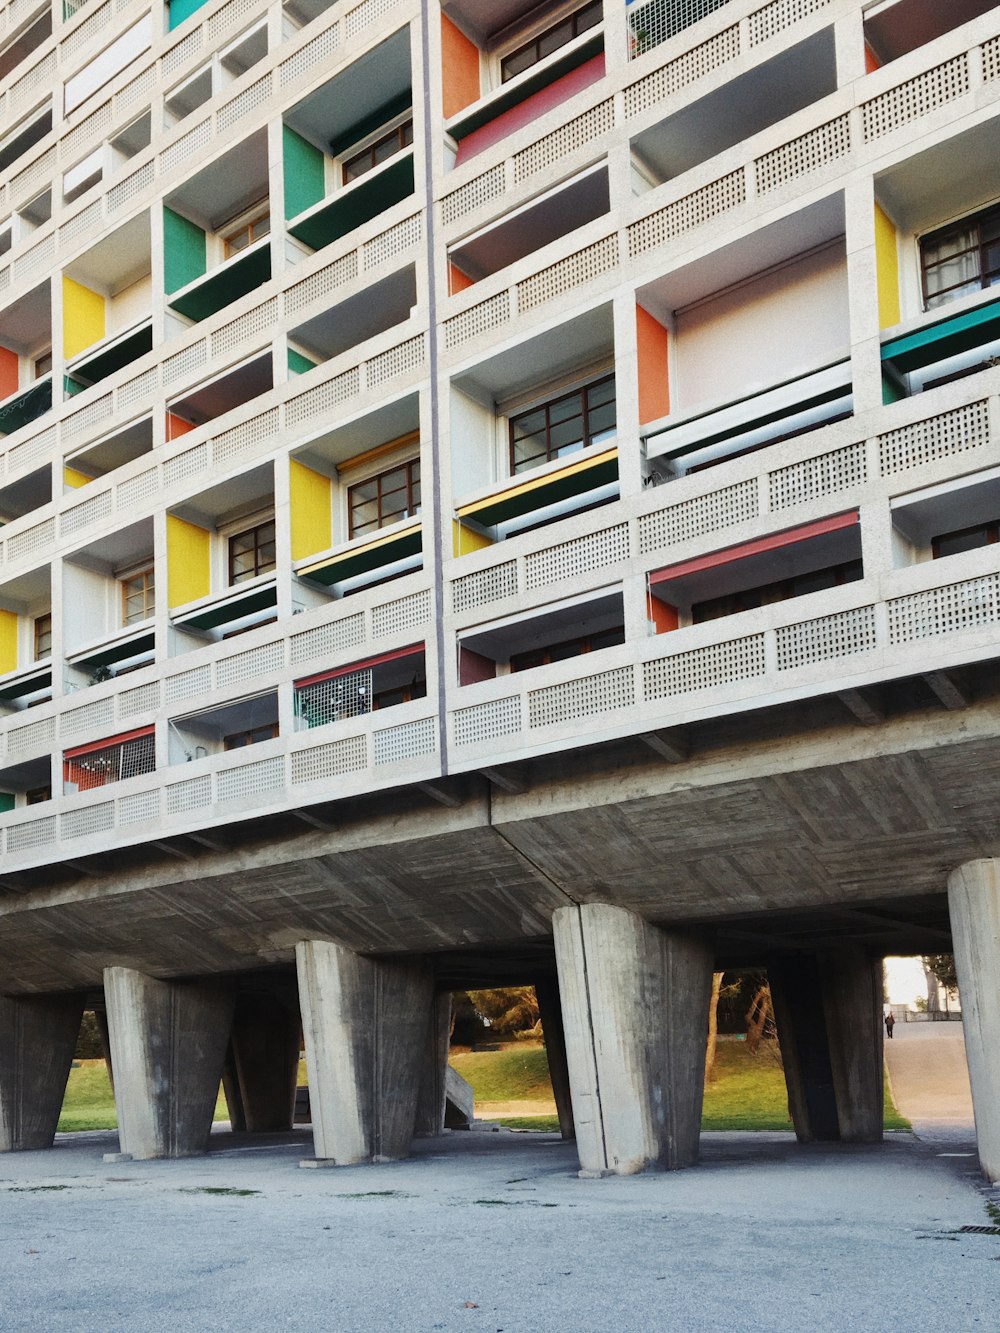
left=289, top=459, right=332, bottom=561
left=63, top=277, right=106, bottom=361
left=452, top=520, right=493, bottom=557
left=875, top=204, right=901, bottom=331
left=0, top=608, right=18, bottom=675
left=456, top=448, right=618, bottom=520
left=167, top=514, right=211, bottom=608
left=64, top=466, right=90, bottom=489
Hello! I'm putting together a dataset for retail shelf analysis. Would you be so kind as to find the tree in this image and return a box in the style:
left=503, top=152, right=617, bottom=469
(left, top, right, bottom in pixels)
left=923, top=954, right=958, bottom=989
left=466, top=987, right=540, bottom=1036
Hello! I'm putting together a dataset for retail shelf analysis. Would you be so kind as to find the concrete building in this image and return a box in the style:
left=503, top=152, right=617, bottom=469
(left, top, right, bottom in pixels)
left=1, top=0, right=1000, bottom=1178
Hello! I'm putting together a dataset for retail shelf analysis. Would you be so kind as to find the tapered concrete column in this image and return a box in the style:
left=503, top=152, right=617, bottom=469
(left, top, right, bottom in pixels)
left=295, top=940, right=433, bottom=1164
left=948, top=860, right=1000, bottom=1182
left=414, top=993, right=452, bottom=1136
left=553, top=903, right=713, bottom=1175
left=221, top=1043, right=247, bottom=1133
left=230, top=988, right=300, bottom=1133
left=0, top=994, right=83, bottom=1151
left=534, top=975, right=575, bottom=1141
left=104, top=968, right=235, bottom=1160
left=770, top=948, right=883, bottom=1144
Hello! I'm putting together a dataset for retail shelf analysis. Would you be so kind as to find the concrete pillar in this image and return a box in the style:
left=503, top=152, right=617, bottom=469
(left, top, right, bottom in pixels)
left=414, top=992, right=452, bottom=1136
left=553, top=903, right=713, bottom=1175
left=0, top=994, right=83, bottom=1151
left=230, top=987, right=300, bottom=1133
left=221, top=1043, right=247, bottom=1133
left=295, top=940, right=433, bottom=1164
left=948, top=860, right=1000, bottom=1182
left=103, top=967, right=235, bottom=1160
left=534, top=975, right=575, bottom=1141
left=770, top=948, right=883, bottom=1144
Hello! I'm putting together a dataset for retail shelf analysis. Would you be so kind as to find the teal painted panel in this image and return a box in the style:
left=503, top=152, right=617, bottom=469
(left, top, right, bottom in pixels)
left=168, top=0, right=210, bottom=30
left=288, top=348, right=316, bottom=375
left=289, top=153, right=414, bottom=251
left=881, top=295, right=1000, bottom=372
left=0, top=792, right=14, bottom=812
left=283, top=127, right=326, bottom=222
left=164, top=208, right=207, bottom=295
left=168, top=246, right=271, bottom=323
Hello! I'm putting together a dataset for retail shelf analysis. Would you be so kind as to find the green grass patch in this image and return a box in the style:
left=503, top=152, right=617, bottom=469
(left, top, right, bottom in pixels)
left=180, top=1187, right=259, bottom=1197
left=496, top=1115, right=561, bottom=1132
left=449, top=1044, right=552, bottom=1101
left=58, top=1062, right=228, bottom=1133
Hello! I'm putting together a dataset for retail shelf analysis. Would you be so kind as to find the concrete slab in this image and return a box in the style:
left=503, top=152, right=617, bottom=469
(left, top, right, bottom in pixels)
left=0, top=1126, right=997, bottom=1331
left=885, top=1022, right=975, bottom=1143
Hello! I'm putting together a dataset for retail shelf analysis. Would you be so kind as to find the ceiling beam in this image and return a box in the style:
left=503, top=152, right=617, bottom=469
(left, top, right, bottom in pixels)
left=416, top=780, right=462, bottom=809
left=837, top=688, right=883, bottom=726
left=923, top=670, right=970, bottom=711
left=481, top=766, right=528, bottom=794
left=640, top=728, right=690, bottom=762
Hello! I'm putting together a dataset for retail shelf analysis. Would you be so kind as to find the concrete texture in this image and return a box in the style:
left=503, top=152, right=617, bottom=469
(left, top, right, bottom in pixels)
left=554, top=903, right=713, bottom=1175
left=296, top=940, right=432, bottom=1163
left=534, top=975, right=575, bottom=1141
left=948, top=860, right=1000, bottom=1181
left=229, top=986, right=300, bottom=1134
left=104, top=968, right=235, bottom=1161
left=414, top=994, right=452, bottom=1137
left=0, top=1128, right=997, bottom=1332
left=0, top=994, right=82, bottom=1152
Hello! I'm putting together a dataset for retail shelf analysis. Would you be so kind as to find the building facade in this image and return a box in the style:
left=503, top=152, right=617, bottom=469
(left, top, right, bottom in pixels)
left=1, top=0, right=1000, bottom=1177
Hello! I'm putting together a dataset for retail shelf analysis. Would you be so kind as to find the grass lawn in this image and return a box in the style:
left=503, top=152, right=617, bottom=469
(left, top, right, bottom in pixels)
left=453, top=1040, right=911, bottom=1134
left=58, top=1042, right=910, bottom=1135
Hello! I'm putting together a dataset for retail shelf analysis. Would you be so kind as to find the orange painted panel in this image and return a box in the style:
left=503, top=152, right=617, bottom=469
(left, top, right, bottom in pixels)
left=636, top=304, right=670, bottom=425
left=647, top=594, right=678, bottom=634
left=166, top=412, right=196, bottom=441
left=449, top=262, right=475, bottom=295
left=864, top=43, right=881, bottom=73
left=442, top=15, right=480, bottom=119
left=0, top=346, right=18, bottom=400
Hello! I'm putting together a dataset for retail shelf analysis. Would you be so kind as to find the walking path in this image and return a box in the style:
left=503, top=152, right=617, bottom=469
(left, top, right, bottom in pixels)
left=885, top=1021, right=976, bottom=1146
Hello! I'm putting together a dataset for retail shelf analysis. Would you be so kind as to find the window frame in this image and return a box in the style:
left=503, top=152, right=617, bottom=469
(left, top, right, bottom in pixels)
left=223, top=722, right=278, bottom=750
left=227, top=517, right=277, bottom=586
left=346, top=456, right=421, bottom=540
left=341, top=117, right=414, bottom=186
left=221, top=200, right=271, bottom=259
left=33, top=611, right=52, bottom=661
left=931, top=521, right=1000, bottom=560
left=120, top=565, right=155, bottom=626
left=507, top=372, right=616, bottom=476
left=498, top=0, right=603, bottom=84
left=919, top=200, right=1000, bottom=311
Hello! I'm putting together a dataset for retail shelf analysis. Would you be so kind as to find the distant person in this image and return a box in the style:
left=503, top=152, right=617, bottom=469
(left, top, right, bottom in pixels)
left=885, top=1011, right=895, bottom=1040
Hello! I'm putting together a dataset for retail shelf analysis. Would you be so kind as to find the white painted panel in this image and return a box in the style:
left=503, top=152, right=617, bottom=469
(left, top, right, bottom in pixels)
left=674, top=242, right=849, bottom=414
left=108, top=273, right=152, bottom=335
left=450, top=386, right=496, bottom=497
left=62, top=561, right=110, bottom=654
left=64, top=16, right=153, bottom=115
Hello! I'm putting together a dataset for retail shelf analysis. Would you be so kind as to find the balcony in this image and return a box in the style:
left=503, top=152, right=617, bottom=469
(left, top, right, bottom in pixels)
left=881, top=294, right=1000, bottom=400
left=294, top=645, right=426, bottom=728
left=297, top=521, right=423, bottom=596
left=63, top=727, right=155, bottom=795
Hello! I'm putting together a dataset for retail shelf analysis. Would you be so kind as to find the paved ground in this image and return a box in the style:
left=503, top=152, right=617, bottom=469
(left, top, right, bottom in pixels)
left=885, top=1021, right=976, bottom=1144
left=1, top=1121, right=998, bottom=1333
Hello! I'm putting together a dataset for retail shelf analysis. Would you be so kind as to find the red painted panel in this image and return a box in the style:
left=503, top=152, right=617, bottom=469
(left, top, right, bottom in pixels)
left=649, top=512, right=859, bottom=586
left=295, top=643, right=423, bottom=689
left=459, top=646, right=496, bottom=685
left=442, top=15, right=481, bottom=119
left=636, top=304, right=669, bottom=425
left=455, top=54, right=605, bottom=166
left=646, top=593, right=678, bottom=634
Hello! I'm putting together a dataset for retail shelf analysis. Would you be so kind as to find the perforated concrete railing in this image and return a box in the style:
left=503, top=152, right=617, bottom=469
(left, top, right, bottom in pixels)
left=448, top=392, right=998, bottom=622
left=0, top=0, right=407, bottom=288
left=888, top=574, right=1000, bottom=644
left=0, top=701, right=439, bottom=862
left=441, top=0, right=836, bottom=231
left=0, top=584, right=431, bottom=771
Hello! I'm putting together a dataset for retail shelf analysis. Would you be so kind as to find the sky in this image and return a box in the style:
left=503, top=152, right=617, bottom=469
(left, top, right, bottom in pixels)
left=884, top=955, right=933, bottom=1006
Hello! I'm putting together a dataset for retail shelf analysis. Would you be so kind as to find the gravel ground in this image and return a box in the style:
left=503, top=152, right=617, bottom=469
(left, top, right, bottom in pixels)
left=0, top=1122, right=997, bottom=1333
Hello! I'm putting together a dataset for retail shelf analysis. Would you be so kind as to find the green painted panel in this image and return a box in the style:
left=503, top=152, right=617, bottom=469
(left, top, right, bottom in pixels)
left=467, top=457, right=619, bottom=529
left=164, top=208, right=207, bottom=295
left=289, top=153, right=414, bottom=252
left=168, top=0, right=209, bottom=30
left=75, top=631, right=155, bottom=670
left=303, top=529, right=423, bottom=587
left=0, top=379, right=51, bottom=435
left=182, top=586, right=277, bottom=631
left=168, top=246, right=271, bottom=323
left=881, top=295, right=1000, bottom=373
left=0, top=792, right=14, bottom=813
left=283, top=126, right=326, bottom=222
left=0, top=667, right=51, bottom=700
left=70, top=324, right=153, bottom=388
left=288, top=348, right=316, bottom=376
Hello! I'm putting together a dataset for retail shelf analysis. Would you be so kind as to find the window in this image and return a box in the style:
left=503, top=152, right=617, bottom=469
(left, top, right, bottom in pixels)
left=692, top=560, right=863, bottom=623
left=222, top=203, right=270, bottom=258
left=26, top=786, right=51, bottom=804
left=33, top=613, right=51, bottom=661
left=932, top=522, right=999, bottom=559
left=33, top=350, right=52, bottom=379
left=342, top=120, right=413, bottom=184
left=921, top=202, right=1000, bottom=310
left=511, top=626, right=624, bottom=672
left=121, top=567, right=155, bottom=625
left=228, top=519, right=276, bottom=585
left=509, top=375, right=616, bottom=475
left=500, top=1, right=602, bottom=83
left=224, top=723, right=278, bottom=750
left=348, top=459, right=420, bottom=539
